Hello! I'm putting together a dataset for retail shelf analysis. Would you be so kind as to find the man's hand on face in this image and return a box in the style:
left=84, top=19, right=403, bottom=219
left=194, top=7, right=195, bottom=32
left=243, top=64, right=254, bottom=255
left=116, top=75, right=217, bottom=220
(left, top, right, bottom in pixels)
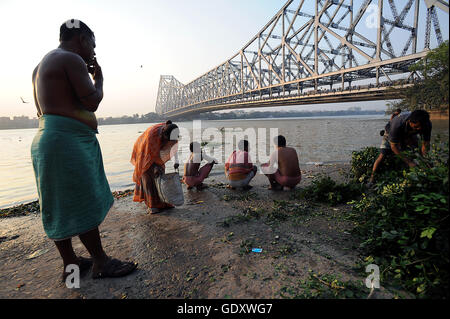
left=88, top=58, right=103, bottom=81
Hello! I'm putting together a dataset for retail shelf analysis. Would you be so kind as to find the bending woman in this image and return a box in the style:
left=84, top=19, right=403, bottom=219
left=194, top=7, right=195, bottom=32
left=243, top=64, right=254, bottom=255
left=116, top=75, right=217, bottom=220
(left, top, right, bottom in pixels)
left=131, top=120, right=179, bottom=214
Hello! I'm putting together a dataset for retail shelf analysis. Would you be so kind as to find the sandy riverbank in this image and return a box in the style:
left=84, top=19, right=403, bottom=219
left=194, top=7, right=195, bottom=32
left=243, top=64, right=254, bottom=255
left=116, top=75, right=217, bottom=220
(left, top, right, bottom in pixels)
left=0, top=163, right=409, bottom=299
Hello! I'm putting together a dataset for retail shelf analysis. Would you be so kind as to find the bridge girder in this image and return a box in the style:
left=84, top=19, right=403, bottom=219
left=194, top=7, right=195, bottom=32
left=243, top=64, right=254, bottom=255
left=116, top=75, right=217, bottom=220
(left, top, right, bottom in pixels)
left=155, top=0, right=449, bottom=118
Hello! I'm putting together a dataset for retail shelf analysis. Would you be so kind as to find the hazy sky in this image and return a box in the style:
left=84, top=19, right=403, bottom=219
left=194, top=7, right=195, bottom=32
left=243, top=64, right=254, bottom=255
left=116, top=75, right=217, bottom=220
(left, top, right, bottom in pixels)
left=0, top=0, right=448, bottom=118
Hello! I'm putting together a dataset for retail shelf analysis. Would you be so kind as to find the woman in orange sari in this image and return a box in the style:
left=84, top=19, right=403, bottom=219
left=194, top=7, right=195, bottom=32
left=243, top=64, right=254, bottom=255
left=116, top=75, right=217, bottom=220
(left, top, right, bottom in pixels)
left=131, top=120, right=179, bottom=214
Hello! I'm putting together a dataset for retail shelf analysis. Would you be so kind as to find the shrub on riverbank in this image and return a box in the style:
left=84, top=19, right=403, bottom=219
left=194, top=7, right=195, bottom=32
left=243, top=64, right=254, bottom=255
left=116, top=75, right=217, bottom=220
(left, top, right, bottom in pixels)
left=350, top=141, right=449, bottom=298
left=350, top=146, right=404, bottom=183
left=294, top=174, right=363, bottom=206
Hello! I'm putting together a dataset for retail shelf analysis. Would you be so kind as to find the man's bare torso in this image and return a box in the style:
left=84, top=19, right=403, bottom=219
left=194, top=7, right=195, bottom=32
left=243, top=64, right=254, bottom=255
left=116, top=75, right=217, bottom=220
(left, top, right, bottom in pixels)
left=33, top=48, right=98, bottom=130
left=277, top=147, right=301, bottom=176
left=184, top=154, right=200, bottom=176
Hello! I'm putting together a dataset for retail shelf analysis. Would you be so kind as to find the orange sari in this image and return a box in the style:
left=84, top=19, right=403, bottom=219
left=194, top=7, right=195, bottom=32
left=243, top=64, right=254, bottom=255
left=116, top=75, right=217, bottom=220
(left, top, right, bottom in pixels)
left=130, top=123, right=173, bottom=209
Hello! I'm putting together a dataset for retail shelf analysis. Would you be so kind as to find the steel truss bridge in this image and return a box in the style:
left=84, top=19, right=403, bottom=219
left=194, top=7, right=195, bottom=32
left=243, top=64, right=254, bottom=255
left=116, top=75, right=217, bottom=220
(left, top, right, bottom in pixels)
left=156, top=0, right=448, bottom=118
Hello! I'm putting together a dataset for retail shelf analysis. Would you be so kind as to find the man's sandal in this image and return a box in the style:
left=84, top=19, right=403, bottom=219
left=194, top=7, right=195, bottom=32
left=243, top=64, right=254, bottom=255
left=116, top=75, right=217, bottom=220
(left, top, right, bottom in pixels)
left=61, top=256, right=93, bottom=282
left=92, top=257, right=138, bottom=279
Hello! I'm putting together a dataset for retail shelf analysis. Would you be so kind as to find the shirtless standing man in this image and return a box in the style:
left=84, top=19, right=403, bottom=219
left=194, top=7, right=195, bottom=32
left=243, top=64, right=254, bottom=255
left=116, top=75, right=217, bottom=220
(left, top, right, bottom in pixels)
left=31, top=20, right=136, bottom=282
left=262, top=135, right=302, bottom=191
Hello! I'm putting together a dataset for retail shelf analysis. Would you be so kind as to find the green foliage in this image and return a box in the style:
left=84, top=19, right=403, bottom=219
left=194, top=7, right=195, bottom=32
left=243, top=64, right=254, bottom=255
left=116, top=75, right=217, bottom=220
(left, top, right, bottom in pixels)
left=388, top=41, right=449, bottom=112
left=265, top=200, right=296, bottom=224
left=0, top=200, right=40, bottom=218
left=294, top=174, right=363, bottom=206
left=350, top=140, right=449, bottom=298
left=218, top=207, right=264, bottom=227
left=350, top=147, right=404, bottom=183
left=239, top=239, right=256, bottom=256
left=281, top=271, right=368, bottom=299
left=221, top=192, right=259, bottom=202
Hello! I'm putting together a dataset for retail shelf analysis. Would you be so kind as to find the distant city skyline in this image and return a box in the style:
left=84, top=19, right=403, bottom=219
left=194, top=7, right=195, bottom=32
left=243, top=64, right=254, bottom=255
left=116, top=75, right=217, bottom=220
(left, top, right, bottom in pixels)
left=0, top=107, right=387, bottom=131
left=0, top=0, right=447, bottom=118
left=0, top=100, right=389, bottom=119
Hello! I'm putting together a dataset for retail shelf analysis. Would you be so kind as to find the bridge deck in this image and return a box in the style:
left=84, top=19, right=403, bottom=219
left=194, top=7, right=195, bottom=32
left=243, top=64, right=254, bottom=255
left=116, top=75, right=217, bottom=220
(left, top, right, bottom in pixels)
left=164, top=83, right=413, bottom=118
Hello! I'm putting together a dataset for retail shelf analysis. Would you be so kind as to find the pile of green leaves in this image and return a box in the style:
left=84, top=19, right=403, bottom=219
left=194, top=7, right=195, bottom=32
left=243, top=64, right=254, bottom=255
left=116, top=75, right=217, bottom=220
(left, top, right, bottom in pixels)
left=350, top=141, right=449, bottom=298
left=285, top=271, right=368, bottom=299
left=0, top=201, right=40, bottom=218
left=295, top=174, right=363, bottom=206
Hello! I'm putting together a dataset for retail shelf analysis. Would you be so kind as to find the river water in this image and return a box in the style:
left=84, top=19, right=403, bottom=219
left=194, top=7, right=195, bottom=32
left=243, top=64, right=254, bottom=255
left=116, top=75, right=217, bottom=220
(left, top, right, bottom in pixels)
left=0, top=115, right=448, bottom=209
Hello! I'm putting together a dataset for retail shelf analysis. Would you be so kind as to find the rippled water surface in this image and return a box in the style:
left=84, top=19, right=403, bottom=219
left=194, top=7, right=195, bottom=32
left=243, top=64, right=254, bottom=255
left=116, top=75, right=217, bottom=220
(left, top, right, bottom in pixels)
left=1, top=115, right=448, bottom=208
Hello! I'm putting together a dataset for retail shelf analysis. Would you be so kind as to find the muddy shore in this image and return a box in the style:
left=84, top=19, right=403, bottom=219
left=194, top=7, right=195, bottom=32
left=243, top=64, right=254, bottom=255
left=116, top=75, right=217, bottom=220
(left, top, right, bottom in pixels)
left=0, top=163, right=409, bottom=299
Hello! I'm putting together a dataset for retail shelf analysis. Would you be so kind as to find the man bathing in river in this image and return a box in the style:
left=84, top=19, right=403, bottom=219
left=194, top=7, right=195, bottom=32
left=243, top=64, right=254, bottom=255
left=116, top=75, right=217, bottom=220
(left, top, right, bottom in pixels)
left=183, top=142, right=218, bottom=190
left=31, top=20, right=137, bottom=282
left=261, top=135, right=302, bottom=191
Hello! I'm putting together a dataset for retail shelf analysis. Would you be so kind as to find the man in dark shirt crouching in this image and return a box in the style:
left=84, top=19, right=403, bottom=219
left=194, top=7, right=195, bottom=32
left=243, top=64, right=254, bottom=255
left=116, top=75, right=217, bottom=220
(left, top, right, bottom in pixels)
left=369, top=110, right=432, bottom=184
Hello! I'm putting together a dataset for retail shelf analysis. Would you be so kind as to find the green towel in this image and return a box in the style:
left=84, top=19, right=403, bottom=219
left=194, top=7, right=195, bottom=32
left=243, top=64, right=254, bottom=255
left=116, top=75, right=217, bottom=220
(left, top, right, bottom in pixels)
left=31, top=114, right=114, bottom=240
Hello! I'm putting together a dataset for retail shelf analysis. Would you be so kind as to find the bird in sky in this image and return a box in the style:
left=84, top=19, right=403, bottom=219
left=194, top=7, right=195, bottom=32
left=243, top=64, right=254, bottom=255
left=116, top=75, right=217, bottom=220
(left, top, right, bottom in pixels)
left=20, top=97, right=29, bottom=104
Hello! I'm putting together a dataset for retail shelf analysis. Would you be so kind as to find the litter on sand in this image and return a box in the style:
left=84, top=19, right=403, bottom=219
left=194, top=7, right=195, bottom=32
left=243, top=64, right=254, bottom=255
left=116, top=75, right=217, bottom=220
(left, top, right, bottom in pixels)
left=26, top=249, right=49, bottom=260
left=251, top=248, right=263, bottom=253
